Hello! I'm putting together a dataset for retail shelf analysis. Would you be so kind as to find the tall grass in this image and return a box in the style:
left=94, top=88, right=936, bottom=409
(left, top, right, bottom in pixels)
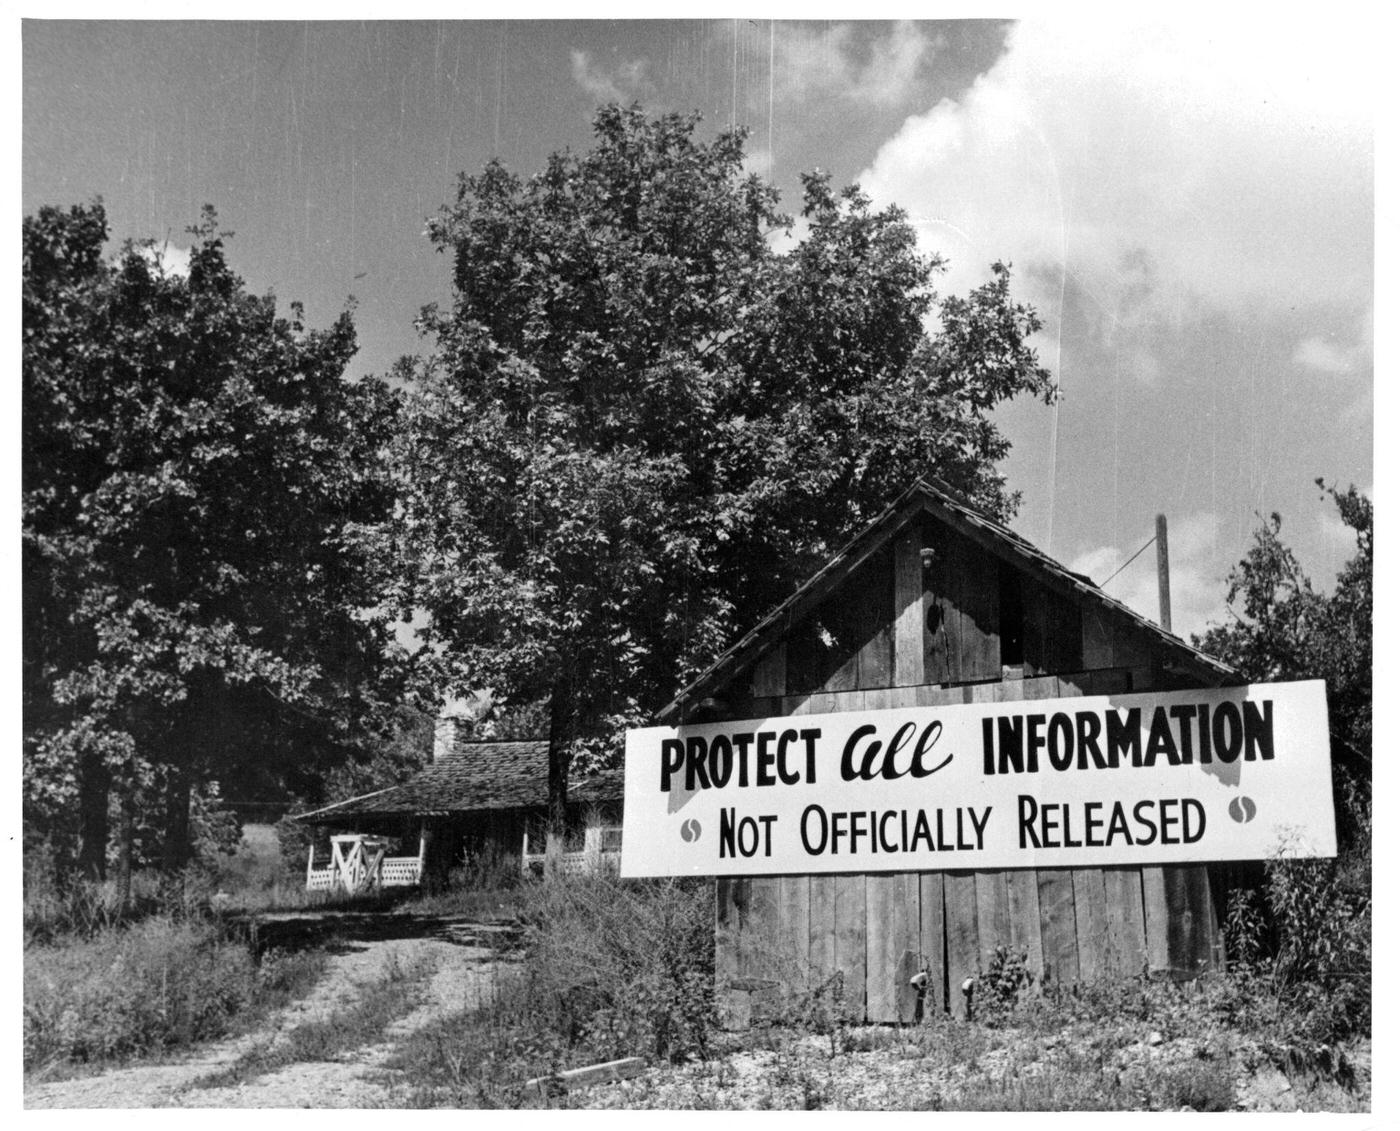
left=388, top=872, right=714, bottom=1106
left=24, top=914, right=326, bottom=1072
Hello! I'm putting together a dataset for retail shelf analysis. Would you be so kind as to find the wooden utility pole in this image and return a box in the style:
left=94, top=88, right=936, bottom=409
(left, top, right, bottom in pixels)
left=1155, top=513, right=1172, bottom=632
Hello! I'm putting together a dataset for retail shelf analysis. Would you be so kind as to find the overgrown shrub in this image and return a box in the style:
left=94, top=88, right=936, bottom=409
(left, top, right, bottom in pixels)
left=974, top=945, right=1035, bottom=1025
left=24, top=914, right=323, bottom=1069
left=456, top=848, right=524, bottom=893
left=389, top=872, right=715, bottom=1105
left=513, top=873, right=715, bottom=1063
left=1220, top=844, right=1371, bottom=1048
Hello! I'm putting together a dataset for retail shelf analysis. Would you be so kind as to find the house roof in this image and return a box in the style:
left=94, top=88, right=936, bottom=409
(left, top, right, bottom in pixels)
left=656, top=477, right=1236, bottom=723
left=293, top=739, right=624, bottom=823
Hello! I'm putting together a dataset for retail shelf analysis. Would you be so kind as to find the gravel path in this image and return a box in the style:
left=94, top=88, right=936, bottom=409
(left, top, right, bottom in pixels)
left=24, top=914, right=515, bottom=1110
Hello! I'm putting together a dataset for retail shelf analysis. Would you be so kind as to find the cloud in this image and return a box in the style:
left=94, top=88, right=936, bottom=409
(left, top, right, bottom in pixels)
left=858, top=17, right=1373, bottom=341
left=570, top=49, right=653, bottom=105
left=1293, top=336, right=1354, bottom=375
left=1292, top=304, right=1372, bottom=377
left=1069, top=511, right=1226, bottom=640
left=773, top=21, right=939, bottom=107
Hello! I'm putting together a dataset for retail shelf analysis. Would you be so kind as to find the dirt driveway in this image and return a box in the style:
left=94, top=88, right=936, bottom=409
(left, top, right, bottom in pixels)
left=25, top=911, right=516, bottom=1109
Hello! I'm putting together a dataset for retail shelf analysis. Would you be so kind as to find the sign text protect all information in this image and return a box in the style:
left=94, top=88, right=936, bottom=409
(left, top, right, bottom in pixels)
left=619, top=680, right=1335, bottom=877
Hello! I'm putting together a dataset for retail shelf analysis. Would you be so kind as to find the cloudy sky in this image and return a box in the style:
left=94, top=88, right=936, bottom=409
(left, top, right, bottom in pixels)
left=23, top=18, right=1373, bottom=641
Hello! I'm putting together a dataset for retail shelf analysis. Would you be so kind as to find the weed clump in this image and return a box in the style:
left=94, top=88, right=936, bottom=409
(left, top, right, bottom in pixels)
left=1220, top=843, right=1371, bottom=1052
left=388, top=871, right=714, bottom=1105
left=24, top=914, right=325, bottom=1071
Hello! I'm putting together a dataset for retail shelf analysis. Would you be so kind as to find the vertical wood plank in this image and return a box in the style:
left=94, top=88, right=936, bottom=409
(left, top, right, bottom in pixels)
left=893, top=873, right=922, bottom=1021
left=894, top=526, right=925, bottom=687
left=866, top=873, right=918, bottom=1022
left=1112, top=623, right=1154, bottom=668
left=743, top=877, right=780, bottom=986
left=855, top=549, right=894, bottom=691
left=914, top=683, right=969, bottom=708
left=943, top=870, right=980, bottom=1016
left=954, top=535, right=1002, bottom=681
left=778, top=875, right=811, bottom=978
left=885, top=685, right=922, bottom=709
left=1020, top=576, right=1050, bottom=677
left=833, top=873, right=867, bottom=1020
left=796, top=690, right=841, bottom=718
left=865, top=874, right=892, bottom=1021
left=715, top=877, right=748, bottom=1027
left=1082, top=667, right=1132, bottom=697
left=1071, top=867, right=1110, bottom=983
left=1141, top=865, right=1171, bottom=975
left=863, top=687, right=893, bottom=712
left=974, top=870, right=1013, bottom=969
left=809, top=874, right=837, bottom=984
left=1037, top=869, right=1080, bottom=988
left=785, top=619, right=816, bottom=697
left=1006, top=869, right=1044, bottom=984
left=939, top=533, right=972, bottom=683
left=1018, top=675, right=1061, bottom=703
left=715, top=878, right=738, bottom=983
left=1048, top=593, right=1084, bottom=674
left=1164, top=864, right=1218, bottom=978
left=751, top=642, right=787, bottom=698
left=1082, top=606, right=1115, bottom=670
left=919, top=871, right=947, bottom=1017
left=824, top=625, right=860, bottom=693
left=926, top=520, right=955, bottom=685
left=1102, top=866, right=1149, bottom=977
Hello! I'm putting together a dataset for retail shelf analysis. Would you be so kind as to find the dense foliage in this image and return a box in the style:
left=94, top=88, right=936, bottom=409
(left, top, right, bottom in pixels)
left=1194, top=481, right=1371, bottom=847
left=1196, top=483, right=1371, bottom=1048
left=22, top=202, right=402, bottom=885
left=392, top=105, right=1055, bottom=824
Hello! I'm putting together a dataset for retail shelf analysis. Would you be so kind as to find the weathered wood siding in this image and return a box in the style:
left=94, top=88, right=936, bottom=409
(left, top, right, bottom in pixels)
left=718, top=513, right=1222, bottom=1022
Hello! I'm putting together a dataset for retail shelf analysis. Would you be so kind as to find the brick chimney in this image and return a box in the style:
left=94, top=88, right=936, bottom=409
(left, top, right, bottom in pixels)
left=432, top=696, right=475, bottom=762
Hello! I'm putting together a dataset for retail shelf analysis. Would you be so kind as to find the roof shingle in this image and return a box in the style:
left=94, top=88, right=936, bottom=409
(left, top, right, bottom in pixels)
left=293, top=738, right=623, bottom=822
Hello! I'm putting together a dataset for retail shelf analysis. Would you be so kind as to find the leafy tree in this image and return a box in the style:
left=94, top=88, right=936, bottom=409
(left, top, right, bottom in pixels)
left=1194, top=480, right=1372, bottom=850
left=1197, top=483, right=1371, bottom=1041
left=392, top=105, right=1055, bottom=841
left=23, top=201, right=401, bottom=889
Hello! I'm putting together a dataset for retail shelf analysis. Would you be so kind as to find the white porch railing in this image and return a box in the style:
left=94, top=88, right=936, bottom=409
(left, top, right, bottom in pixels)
left=306, top=833, right=424, bottom=893
left=521, top=825, right=622, bottom=876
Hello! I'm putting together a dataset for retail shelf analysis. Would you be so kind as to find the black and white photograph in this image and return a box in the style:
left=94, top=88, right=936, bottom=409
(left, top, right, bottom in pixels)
left=21, top=14, right=1375, bottom=1112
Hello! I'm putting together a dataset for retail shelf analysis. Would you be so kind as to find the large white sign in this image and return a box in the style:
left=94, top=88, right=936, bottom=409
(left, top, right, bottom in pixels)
left=620, top=680, right=1335, bottom=877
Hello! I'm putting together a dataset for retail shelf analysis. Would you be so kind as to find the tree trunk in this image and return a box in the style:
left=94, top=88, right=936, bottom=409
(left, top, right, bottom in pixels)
left=545, top=682, right=574, bottom=874
left=76, top=752, right=110, bottom=882
left=115, top=782, right=135, bottom=913
left=161, top=751, right=192, bottom=875
left=421, top=819, right=453, bottom=894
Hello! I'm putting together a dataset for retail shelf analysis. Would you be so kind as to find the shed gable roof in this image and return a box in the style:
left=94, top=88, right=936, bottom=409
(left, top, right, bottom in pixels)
left=657, top=477, right=1235, bottom=723
left=294, top=738, right=623, bottom=823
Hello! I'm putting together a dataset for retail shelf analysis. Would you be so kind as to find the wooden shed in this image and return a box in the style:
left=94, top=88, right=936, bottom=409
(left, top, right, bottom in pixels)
left=296, top=729, right=625, bottom=888
left=655, top=478, right=1238, bottom=1024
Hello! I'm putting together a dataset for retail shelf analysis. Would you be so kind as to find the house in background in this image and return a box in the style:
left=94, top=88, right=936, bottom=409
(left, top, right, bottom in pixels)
left=295, top=714, right=624, bottom=891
